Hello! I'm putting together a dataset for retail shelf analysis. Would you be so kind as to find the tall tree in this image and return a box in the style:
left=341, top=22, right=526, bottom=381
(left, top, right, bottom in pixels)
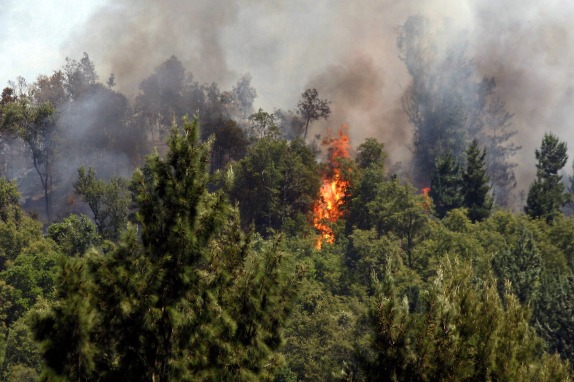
left=2, top=99, right=58, bottom=220
left=296, top=89, right=330, bottom=140
left=361, top=259, right=572, bottom=381
left=63, top=52, right=98, bottom=101
left=231, top=137, right=320, bottom=236
left=525, top=133, right=569, bottom=222
left=34, top=117, right=302, bottom=381
left=429, top=151, right=463, bottom=218
left=398, top=16, right=518, bottom=194
left=73, top=167, right=131, bottom=242
left=481, top=94, right=519, bottom=207
left=462, top=139, right=492, bottom=222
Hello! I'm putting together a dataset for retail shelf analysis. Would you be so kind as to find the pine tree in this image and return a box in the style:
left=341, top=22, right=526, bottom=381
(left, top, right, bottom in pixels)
left=525, top=133, right=569, bottom=222
left=429, top=151, right=463, bottom=218
left=462, top=139, right=492, bottom=222
left=34, top=117, right=302, bottom=381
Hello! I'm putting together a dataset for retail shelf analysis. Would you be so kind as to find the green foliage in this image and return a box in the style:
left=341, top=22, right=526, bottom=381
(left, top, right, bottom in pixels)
left=429, top=151, right=463, bottom=218
left=211, top=119, right=248, bottom=171
left=534, top=271, right=574, bottom=365
left=355, top=138, right=387, bottom=169
left=34, top=117, right=303, bottom=381
left=1, top=315, right=42, bottom=379
left=2, top=99, right=58, bottom=220
left=492, top=224, right=541, bottom=304
left=33, top=257, right=97, bottom=381
left=361, top=259, right=570, bottom=381
left=0, top=178, right=44, bottom=272
left=462, top=139, right=492, bottom=222
left=525, top=133, right=569, bottom=222
left=348, top=145, right=429, bottom=270
left=73, top=167, right=131, bottom=241
left=247, top=108, right=280, bottom=141
left=0, top=241, right=61, bottom=325
left=47, top=214, right=102, bottom=257
left=282, top=280, right=366, bottom=381
left=231, top=137, right=320, bottom=236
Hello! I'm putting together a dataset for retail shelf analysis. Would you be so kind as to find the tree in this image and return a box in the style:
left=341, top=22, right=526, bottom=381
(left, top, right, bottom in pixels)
left=360, top=259, right=572, bottom=381
left=47, top=214, right=102, bottom=257
left=231, top=137, right=320, bottom=236
left=355, top=138, right=387, bottom=170
left=73, top=167, right=131, bottom=242
left=492, top=225, right=541, bottom=304
left=462, top=139, right=492, bottom=222
left=34, top=117, right=302, bottom=381
left=2, top=100, right=58, bottom=221
left=525, top=133, right=569, bottom=222
left=247, top=108, right=279, bottom=141
left=63, top=52, right=98, bottom=100
left=232, top=73, right=257, bottom=119
left=135, top=55, right=186, bottom=143
left=211, top=119, right=248, bottom=172
left=429, top=151, right=463, bottom=218
left=481, top=95, right=519, bottom=207
left=296, top=89, right=330, bottom=140
left=398, top=16, right=518, bottom=193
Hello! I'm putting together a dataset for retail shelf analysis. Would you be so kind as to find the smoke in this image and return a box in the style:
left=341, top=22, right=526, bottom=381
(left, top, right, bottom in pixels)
left=305, top=55, right=411, bottom=167
left=63, top=0, right=240, bottom=94
left=469, top=0, right=574, bottom=191
left=58, top=0, right=574, bottom=199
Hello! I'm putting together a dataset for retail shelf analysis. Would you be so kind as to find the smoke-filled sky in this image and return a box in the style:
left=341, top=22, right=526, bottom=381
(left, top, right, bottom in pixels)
left=2, top=0, right=574, bottom=196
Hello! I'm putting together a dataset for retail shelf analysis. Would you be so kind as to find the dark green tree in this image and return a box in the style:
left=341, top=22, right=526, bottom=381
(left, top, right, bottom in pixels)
left=73, top=167, right=131, bottom=242
left=355, top=138, right=387, bottom=170
left=47, top=214, right=102, bottom=257
left=525, top=133, right=569, bottom=222
left=534, top=271, right=574, bottom=365
left=211, top=119, right=248, bottom=172
left=462, top=139, right=492, bottom=222
left=34, top=117, right=302, bottom=381
left=429, top=151, right=463, bottom=218
left=231, top=137, right=320, bottom=236
left=492, top=225, right=541, bottom=304
left=361, top=259, right=572, bottom=381
left=32, top=257, right=97, bottom=381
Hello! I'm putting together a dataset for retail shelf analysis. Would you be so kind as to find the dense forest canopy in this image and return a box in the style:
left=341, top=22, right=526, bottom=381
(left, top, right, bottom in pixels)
left=2, top=3, right=574, bottom=381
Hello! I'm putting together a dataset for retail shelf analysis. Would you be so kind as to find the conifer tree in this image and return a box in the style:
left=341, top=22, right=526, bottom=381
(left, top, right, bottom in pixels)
left=34, top=117, right=301, bottom=381
left=525, top=133, right=569, bottom=222
left=462, top=139, right=492, bottom=222
left=429, top=151, right=463, bottom=218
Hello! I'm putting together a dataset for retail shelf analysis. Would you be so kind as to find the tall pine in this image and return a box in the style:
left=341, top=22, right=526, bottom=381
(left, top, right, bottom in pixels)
left=462, top=139, right=492, bottom=222
left=429, top=151, right=463, bottom=218
left=525, top=133, right=569, bottom=222
left=34, top=117, right=301, bottom=381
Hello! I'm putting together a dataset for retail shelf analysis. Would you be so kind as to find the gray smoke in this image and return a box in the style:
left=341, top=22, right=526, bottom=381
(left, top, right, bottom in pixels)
left=60, top=0, right=574, bottom=200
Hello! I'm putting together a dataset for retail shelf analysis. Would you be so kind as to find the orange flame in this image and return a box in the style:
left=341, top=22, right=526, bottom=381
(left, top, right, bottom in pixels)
left=421, top=187, right=431, bottom=212
left=313, top=125, right=351, bottom=249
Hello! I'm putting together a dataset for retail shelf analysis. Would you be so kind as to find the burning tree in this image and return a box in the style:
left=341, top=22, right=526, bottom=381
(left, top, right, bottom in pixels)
left=313, top=125, right=351, bottom=249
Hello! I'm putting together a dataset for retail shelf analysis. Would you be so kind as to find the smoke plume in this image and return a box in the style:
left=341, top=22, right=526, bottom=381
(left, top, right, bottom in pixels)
left=58, top=0, right=574, bottom=199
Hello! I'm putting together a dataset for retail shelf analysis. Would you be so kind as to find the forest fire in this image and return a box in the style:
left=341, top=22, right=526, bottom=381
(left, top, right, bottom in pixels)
left=313, top=125, right=351, bottom=249
left=421, top=187, right=431, bottom=212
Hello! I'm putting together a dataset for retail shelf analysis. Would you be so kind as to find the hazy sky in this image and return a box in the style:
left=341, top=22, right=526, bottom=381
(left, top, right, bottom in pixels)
left=0, top=0, right=105, bottom=85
